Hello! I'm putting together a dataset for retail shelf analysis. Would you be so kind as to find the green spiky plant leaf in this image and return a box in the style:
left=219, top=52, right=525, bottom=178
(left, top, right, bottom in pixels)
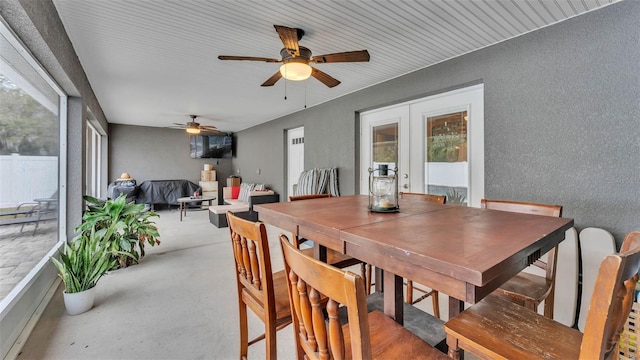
left=50, top=228, right=119, bottom=293
left=74, top=194, right=160, bottom=268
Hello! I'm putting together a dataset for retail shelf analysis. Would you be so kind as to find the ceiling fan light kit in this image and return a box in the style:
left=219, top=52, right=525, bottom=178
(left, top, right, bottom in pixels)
left=218, top=25, right=369, bottom=88
left=280, top=62, right=312, bottom=81
left=186, top=125, right=201, bottom=134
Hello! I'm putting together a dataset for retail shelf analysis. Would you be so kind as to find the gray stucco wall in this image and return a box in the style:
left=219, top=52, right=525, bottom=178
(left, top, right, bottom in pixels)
left=233, top=1, right=639, bottom=245
left=109, top=124, right=233, bottom=203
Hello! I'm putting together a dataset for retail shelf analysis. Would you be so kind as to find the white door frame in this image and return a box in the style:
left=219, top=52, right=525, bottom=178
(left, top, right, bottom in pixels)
left=287, top=126, right=304, bottom=198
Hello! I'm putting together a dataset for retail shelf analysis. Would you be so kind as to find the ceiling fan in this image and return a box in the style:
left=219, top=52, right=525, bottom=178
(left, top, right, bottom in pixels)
left=171, top=115, right=218, bottom=134
left=218, top=25, right=370, bottom=88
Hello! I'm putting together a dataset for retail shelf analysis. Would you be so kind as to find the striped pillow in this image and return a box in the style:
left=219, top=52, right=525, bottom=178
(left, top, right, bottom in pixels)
left=316, top=168, right=330, bottom=194
left=294, top=168, right=339, bottom=196
left=327, top=167, right=340, bottom=197
left=238, top=183, right=255, bottom=202
left=294, top=169, right=317, bottom=195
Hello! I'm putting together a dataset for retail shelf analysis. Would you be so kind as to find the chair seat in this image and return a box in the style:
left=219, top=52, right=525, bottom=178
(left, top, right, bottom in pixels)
left=271, top=270, right=294, bottom=322
left=444, top=294, right=582, bottom=360
left=495, top=271, right=553, bottom=303
left=344, top=311, right=449, bottom=359
left=301, top=247, right=362, bottom=268
left=241, top=269, right=292, bottom=326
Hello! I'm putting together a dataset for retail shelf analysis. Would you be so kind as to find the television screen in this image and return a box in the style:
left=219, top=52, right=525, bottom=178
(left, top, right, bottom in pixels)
left=190, top=134, right=233, bottom=159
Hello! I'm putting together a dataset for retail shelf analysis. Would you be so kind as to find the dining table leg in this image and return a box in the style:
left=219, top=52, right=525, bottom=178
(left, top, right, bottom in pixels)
left=375, top=267, right=384, bottom=292
left=449, top=297, right=465, bottom=319
left=313, top=244, right=328, bottom=262
left=383, top=271, right=404, bottom=325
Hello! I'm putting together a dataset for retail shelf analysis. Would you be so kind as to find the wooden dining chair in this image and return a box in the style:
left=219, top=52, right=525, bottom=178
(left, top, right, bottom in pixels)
left=226, top=211, right=292, bottom=360
left=444, top=231, right=640, bottom=360
left=399, top=192, right=446, bottom=318
left=288, top=194, right=372, bottom=293
left=279, top=234, right=450, bottom=360
left=481, top=199, right=563, bottom=318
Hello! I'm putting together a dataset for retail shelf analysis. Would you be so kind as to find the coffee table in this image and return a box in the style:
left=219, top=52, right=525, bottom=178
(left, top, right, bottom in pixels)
left=177, top=196, right=216, bottom=221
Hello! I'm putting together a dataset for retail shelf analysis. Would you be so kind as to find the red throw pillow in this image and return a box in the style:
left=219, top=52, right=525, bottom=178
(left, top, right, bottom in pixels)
left=231, top=186, right=241, bottom=199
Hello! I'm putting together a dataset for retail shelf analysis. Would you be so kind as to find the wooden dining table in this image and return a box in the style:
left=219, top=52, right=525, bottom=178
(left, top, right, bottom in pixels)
left=255, top=195, right=574, bottom=323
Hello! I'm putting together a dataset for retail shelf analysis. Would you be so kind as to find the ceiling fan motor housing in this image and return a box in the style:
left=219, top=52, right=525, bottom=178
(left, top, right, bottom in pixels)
left=280, top=46, right=312, bottom=63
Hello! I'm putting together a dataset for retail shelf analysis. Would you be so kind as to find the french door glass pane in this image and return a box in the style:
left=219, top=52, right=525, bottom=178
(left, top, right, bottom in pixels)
left=372, top=123, right=398, bottom=171
left=426, top=111, right=468, bottom=206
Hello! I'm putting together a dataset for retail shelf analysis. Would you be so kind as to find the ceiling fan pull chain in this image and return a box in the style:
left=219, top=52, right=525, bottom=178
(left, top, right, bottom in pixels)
left=304, top=82, right=307, bottom=108
left=284, top=67, right=288, bottom=100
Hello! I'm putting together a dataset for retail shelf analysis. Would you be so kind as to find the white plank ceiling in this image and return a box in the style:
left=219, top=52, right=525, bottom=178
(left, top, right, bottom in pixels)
left=52, top=0, right=619, bottom=133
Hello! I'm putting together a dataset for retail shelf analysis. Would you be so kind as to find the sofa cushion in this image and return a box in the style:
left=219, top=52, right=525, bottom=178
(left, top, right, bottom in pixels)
left=224, top=199, right=245, bottom=206
left=209, top=203, right=249, bottom=215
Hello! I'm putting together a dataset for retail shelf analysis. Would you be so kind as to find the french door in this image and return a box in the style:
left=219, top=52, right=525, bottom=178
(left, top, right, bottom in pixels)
left=360, top=84, right=484, bottom=207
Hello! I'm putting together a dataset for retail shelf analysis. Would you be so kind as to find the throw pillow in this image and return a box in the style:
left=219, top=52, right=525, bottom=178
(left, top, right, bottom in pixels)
left=239, top=183, right=255, bottom=202
left=316, top=168, right=330, bottom=194
left=294, top=169, right=317, bottom=195
left=231, top=186, right=240, bottom=199
left=328, top=167, right=340, bottom=197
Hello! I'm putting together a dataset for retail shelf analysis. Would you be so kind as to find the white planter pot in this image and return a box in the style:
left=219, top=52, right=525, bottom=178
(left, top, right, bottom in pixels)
left=63, top=287, right=96, bottom=315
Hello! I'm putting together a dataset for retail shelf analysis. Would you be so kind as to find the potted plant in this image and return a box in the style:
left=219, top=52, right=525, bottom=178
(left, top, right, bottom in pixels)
left=75, top=194, right=161, bottom=268
left=51, top=228, right=118, bottom=315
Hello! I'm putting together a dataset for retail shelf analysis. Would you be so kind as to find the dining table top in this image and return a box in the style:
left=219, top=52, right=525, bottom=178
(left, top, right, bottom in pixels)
left=255, top=194, right=574, bottom=318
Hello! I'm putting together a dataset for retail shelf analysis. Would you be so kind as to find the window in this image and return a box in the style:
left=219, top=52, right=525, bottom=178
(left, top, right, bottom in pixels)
left=0, top=19, right=66, bottom=305
left=86, top=120, right=102, bottom=198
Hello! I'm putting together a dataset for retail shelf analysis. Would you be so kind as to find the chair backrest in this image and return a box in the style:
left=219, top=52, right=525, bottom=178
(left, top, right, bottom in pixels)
left=289, top=193, right=332, bottom=201
left=226, top=211, right=277, bottom=318
left=481, top=199, right=562, bottom=277
left=480, top=199, right=562, bottom=217
left=279, top=235, right=372, bottom=359
left=581, top=231, right=640, bottom=359
left=399, top=192, right=446, bottom=204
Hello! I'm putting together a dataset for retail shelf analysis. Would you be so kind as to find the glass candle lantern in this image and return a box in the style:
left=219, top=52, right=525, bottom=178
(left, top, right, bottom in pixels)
left=368, top=165, right=399, bottom=212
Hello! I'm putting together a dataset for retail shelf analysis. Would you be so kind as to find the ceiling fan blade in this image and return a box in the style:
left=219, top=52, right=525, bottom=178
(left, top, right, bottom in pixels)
left=311, top=67, right=341, bottom=88
left=172, top=123, right=187, bottom=127
left=218, top=55, right=280, bottom=63
left=200, top=129, right=221, bottom=134
left=199, top=125, right=218, bottom=130
left=312, top=50, right=370, bottom=63
left=261, top=71, right=283, bottom=87
left=274, top=25, right=300, bottom=57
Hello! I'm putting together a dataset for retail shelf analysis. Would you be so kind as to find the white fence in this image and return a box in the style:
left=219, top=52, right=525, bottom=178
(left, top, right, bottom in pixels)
left=0, top=154, right=58, bottom=208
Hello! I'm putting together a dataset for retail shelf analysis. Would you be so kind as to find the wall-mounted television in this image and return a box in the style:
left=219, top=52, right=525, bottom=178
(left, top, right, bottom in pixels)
left=190, top=134, right=233, bottom=159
